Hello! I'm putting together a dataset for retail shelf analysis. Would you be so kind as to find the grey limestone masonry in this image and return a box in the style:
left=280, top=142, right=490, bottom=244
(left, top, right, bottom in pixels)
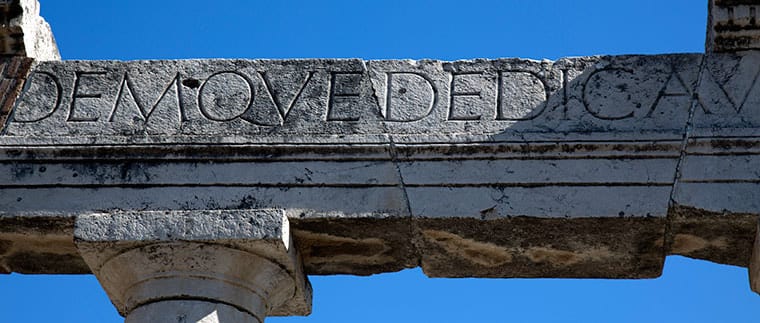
left=3, top=53, right=760, bottom=279
left=2, top=0, right=760, bottom=322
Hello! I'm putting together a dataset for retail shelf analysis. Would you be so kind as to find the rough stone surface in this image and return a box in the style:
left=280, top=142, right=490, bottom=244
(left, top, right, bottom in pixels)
left=418, top=217, right=665, bottom=278
left=291, top=218, right=415, bottom=275
left=74, top=210, right=311, bottom=318
left=708, top=0, right=760, bottom=52
left=749, top=220, right=760, bottom=293
left=0, top=216, right=88, bottom=273
left=0, top=57, right=33, bottom=133
left=0, top=54, right=758, bottom=282
left=668, top=206, right=756, bottom=267
left=0, top=0, right=59, bottom=60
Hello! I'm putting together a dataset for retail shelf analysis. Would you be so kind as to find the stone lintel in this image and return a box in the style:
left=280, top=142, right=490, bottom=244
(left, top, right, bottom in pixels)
left=74, top=209, right=311, bottom=321
left=0, top=54, right=757, bottom=289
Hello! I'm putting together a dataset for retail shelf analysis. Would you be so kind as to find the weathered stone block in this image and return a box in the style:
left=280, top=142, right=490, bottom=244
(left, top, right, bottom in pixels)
left=670, top=52, right=760, bottom=267
left=418, top=218, right=665, bottom=278
left=0, top=54, right=758, bottom=282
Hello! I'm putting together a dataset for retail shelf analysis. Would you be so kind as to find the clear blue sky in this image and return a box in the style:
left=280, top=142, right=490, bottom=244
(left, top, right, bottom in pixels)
left=1, top=1, right=758, bottom=322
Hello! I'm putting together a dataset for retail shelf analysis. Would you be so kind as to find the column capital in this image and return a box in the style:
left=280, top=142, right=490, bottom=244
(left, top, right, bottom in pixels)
left=74, top=209, right=311, bottom=322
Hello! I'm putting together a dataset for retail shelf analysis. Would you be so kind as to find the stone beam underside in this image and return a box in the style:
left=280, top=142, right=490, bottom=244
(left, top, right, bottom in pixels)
left=0, top=53, right=758, bottom=284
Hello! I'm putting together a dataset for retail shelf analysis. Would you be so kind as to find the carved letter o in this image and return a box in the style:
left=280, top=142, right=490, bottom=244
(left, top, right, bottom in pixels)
left=198, top=71, right=254, bottom=122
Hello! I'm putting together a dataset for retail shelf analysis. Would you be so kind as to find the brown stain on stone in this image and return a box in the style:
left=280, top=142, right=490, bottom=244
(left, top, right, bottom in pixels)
left=671, top=234, right=729, bottom=255
left=422, top=230, right=512, bottom=267
left=524, top=246, right=615, bottom=266
left=525, top=247, right=581, bottom=266
left=0, top=239, right=12, bottom=255
left=294, top=230, right=396, bottom=270
left=0, top=232, right=90, bottom=274
left=290, top=217, right=415, bottom=275
left=0, top=215, right=89, bottom=273
left=0, top=57, right=34, bottom=132
left=668, top=204, right=757, bottom=267
left=3, top=252, right=89, bottom=274
left=0, top=216, right=75, bottom=235
left=0, top=232, right=77, bottom=255
left=417, top=217, right=665, bottom=278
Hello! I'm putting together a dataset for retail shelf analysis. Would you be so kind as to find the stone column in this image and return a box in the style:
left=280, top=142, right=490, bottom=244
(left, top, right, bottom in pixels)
left=73, top=209, right=311, bottom=323
left=707, top=0, right=760, bottom=52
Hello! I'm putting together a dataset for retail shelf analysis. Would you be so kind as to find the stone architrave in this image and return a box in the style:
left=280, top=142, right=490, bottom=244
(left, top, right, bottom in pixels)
left=0, top=53, right=758, bottom=284
left=3, top=0, right=760, bottom=320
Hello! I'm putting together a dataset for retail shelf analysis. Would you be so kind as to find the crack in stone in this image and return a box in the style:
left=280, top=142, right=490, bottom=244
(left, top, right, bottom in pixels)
left=669, top=54, right=707, bottom=205
left=664, top=54, right=708, bottom=256
left=365, top=59, right=421, bottom=268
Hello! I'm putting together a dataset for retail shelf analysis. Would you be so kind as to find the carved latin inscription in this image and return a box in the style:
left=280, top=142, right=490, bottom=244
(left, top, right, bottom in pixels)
left=5, top=55, right=759, bottom=140
left=109, top=72, right=182, bottom=123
